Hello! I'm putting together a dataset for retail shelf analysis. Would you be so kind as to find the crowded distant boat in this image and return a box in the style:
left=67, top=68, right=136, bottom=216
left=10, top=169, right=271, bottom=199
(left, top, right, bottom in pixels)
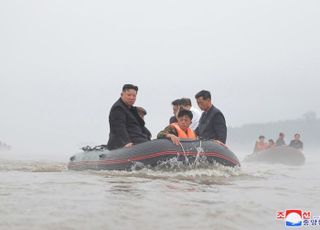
left=244, top=132, right=305, bottom=165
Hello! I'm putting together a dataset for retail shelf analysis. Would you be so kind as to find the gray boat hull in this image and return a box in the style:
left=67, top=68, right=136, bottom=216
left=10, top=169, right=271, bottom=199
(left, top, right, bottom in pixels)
left=68, top=139, right=240, bottom=171
left=244, top=146, right=305, bottom=165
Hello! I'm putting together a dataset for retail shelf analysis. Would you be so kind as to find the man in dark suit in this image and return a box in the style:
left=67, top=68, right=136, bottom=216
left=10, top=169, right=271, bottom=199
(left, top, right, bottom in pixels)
left=194, top=90, right=227, bottom=144
left=107, top=84, right=151, bottom=150
left=289, top=133, right=303, bottom=150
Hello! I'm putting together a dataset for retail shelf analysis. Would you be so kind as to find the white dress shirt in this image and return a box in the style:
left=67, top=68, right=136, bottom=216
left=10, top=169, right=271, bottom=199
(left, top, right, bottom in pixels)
left=189, top=106, right=202, bottom=130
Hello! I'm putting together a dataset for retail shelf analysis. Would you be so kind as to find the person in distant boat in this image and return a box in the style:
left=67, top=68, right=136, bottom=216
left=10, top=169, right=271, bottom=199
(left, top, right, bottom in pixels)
left=178, top=98, right=202, bottom=130
left=157, top=109, right=196, bottom=145
left=194, top=90, right=227, bottom=144
left=253, top=135, right=269, bottom=153
left=267, top=139, right=275, bottom=148
left=169, top=99, right=181, bottom=124
left=289, top=133, right=303, bottom=150
left=275, top=132, right=286, bottom=146
left=107, top=84, right=151, bottom=150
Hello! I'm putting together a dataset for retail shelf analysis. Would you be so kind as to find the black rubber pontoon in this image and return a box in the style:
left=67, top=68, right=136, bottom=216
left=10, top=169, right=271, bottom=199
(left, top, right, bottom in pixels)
left=68, top=139, right=240, bottom=171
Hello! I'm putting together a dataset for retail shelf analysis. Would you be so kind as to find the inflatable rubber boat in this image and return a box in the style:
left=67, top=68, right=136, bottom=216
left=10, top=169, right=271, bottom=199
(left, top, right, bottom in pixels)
left=244, top=146, right=305, bottom=166
left=68, top=139, right=240, bottom=171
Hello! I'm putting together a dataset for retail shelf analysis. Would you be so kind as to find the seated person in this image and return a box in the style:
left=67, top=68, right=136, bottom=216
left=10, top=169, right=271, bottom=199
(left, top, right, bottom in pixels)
left=136, top=106, right=152, bottom=140
left=169, top=99, right=181, bottom=124
left=275, top=132, right=286, bottom=146
left=178, top=98, right=202, bottom=130
left=157, top=110, right=196, bottom=145
left=136, top=106, right=147, bottom=119
left=107, top=84, right=151, bottom=150
left=253, top=135, right=269, bottom=153
left=267, top=139, right=275, bottom=148
left=289, top=133, right=303, bottom=150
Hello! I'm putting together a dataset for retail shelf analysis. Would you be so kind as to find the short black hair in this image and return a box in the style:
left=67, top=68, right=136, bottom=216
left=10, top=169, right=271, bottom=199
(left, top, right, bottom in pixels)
left=122, top=84, right=138, bottom=92
left=259, top=135, right=265, bottom=139
left=195, top=90, right=211, bottom=100
left=136, top=106, right=147, bottom=115
left=179, top=98, right=192, bottom=106
left=177, top=109, right=193, bottom=120
left=171, top=99, right=181, bottom=106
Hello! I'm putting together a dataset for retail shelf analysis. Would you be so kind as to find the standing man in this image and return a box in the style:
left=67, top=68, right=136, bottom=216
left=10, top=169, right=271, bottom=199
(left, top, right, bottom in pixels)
left=107, top=84, right=151, bottom=150
left=194, top=90, right=227, bottom=144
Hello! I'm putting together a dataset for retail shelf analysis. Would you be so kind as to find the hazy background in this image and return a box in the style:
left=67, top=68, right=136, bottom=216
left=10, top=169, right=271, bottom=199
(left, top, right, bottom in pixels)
left=1, top=0, right=319, bottom=160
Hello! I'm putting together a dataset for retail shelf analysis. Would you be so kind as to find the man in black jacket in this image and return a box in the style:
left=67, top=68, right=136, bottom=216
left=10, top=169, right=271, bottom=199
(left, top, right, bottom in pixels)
left=194, top=90, right=227, bottom=144
left=289, top=133, right=303, bottom=150
left=107, top=84, right=151, bottom=150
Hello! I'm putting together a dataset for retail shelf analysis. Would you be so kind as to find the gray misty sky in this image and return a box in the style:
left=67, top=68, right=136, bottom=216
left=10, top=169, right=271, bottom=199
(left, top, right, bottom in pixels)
left=1, top=0, right=319, bottom=158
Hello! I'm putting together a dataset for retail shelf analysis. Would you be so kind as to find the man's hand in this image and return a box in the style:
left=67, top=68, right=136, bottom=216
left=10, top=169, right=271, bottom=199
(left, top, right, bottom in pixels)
left=167, top=134, right=180, bottom=145
left=212, top=139, right=223, bottom=145
left=124, top=143, right=133, bottom=148
left=212, top=139, right=227, bottom=148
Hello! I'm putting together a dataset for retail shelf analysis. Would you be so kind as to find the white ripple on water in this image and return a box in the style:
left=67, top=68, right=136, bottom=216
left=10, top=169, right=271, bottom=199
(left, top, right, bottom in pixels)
left=0, top=159, right=67, bottom=172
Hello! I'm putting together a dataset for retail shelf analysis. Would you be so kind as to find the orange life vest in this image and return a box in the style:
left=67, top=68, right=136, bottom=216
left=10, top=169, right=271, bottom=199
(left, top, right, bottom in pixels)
left=170, top=123, right=196, bottom=139
left=254, top=141, right=268, bottom=152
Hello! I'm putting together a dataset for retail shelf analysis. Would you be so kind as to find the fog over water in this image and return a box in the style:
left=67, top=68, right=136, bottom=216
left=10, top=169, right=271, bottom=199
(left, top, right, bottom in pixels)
left=1, top=0, right=319, bottom=159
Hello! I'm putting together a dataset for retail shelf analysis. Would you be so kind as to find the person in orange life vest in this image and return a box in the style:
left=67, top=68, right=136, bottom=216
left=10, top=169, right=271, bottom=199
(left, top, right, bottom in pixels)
left=178, top=98, right=202, bottom=130
left=157, top=110, right=196, bottom=145
left=253, top=135, right=269, bottom=153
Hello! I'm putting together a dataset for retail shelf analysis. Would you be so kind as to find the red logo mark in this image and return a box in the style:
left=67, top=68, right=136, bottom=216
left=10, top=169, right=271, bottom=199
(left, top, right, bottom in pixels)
left=303, top=211, right=311, bottom=219
left=277, top=211, right=285, bottom=219
left=286, top=209, right=302, bottom=218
